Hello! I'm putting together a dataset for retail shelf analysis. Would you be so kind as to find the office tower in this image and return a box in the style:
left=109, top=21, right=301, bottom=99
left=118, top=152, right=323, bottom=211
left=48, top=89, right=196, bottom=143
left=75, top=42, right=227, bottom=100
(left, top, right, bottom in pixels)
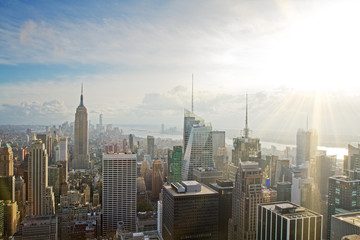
left=167, top=146, right=182, bottom=183
left=229, top=161, right=263, bottom=240
left=99, top=113, right=103, bottom=133
left=344, top=144, right=360, bottom=175
left=257, top=201, right=323, bottom=240
left=129, top=134, right=135, bottom=152
left=122, top=139, right=129, bottom=153
left=0, top=144, right=13, bottom=177
left=209, top=179, right=233, bottom=240
left=193, top=167, right=222, bottom=186
left=296, top=128, right=318, bottom=166
left=182, top=109, right=213, bottom=181
left=152, top=160, right=163, bottom=200
left=37, top=133, right=53, bottom=164
left=232, top=94, right=261, bottom=166
left=274, top=159, right=291, bottom=184
left=327, top=170, right=360, bottom=239
left=262, top=187, right=278, bottom=203
left=28, top=137, right=55, bottom=215
left=73, top=85, right=90, bottom=169
left=15, top=215, right=58, bottom=240
left=102, top=153, right=137, bottom=235
left=162, top=181, right=219, bottom=240
left=277, top=181, right=292, bottom=201
left=0, top=176, right=15, bottom=202
left=211, top=131, right=225, bottom=158
left=331, top=212, right=360, bottom=240
left=59, top=137, right=68, bottom=161
left=157, top=200, right=163, bottom=236
left=291, top=172, right=313, bottom=210
left=15, top=177, right=26, bottom=221
left=147, top=136, right=155, bottom=159
left=214, top=146, right=228, bottom=172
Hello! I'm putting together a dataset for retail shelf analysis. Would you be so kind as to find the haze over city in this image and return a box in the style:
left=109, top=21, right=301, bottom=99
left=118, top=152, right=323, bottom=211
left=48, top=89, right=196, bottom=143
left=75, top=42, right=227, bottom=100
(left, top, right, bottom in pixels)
left=1, top=0, right=360, bottom=142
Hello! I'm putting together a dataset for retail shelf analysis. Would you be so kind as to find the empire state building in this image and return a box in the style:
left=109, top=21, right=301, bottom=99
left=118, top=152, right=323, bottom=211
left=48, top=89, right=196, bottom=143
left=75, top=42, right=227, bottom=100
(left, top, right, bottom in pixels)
left=73, top=85, right=90, bottom=169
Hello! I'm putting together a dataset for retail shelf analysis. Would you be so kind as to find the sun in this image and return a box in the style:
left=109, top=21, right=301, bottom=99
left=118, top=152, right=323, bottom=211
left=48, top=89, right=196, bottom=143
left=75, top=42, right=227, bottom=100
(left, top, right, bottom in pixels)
left=260, top=0, right=360, bottom=92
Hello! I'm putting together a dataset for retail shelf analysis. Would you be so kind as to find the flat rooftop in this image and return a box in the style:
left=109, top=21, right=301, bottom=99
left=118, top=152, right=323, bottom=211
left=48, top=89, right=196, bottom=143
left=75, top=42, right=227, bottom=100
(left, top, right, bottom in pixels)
left=164, top=182, right=218, bottom=197
left=333, top=212, right=360, bottom=227
left=260, top=202, right=321, bottom=219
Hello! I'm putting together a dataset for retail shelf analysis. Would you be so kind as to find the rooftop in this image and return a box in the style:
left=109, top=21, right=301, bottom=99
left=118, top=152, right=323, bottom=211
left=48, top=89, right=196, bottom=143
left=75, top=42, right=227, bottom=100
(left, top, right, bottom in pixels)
left=164, top=181, right=218, bottom=197
left=260, top=201, right=321, bottom=219
left=333, top=212, right=360, bottom=227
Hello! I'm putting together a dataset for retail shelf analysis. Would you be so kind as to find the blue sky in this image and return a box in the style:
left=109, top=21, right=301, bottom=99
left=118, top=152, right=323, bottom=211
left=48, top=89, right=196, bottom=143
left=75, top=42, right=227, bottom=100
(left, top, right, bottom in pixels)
left=1, top=0, right=360, bottom=137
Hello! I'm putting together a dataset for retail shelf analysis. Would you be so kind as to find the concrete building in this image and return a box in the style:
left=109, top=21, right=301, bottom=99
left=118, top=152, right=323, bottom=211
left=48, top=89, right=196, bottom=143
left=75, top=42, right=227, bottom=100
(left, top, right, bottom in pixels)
left=28, top=137, right=55, bottom=216
left=193, top=167, right=222, bottom=186
left=0, top=144, right=14, bottom=177
left=257, top=201, right=323, bottom=240
left=73, top=86, right=90, bottom=169
left=182, top=109, right=213, bottom=181
left=152, top=160, right=163, bottom=200
left=209, top=179, right=233, bottom=240
left=102, top=153, right=137, bottom=235
left=277, top=181, right=292, bottom=202
left=162, top=181, right=219, bottom=240
left=229, top=161, right=263, bottom=240
left=344, top=144, right=360, bottom=175
left=14, top=215, right=58, bottom=240
left=331, top=212, right=360, bottom=240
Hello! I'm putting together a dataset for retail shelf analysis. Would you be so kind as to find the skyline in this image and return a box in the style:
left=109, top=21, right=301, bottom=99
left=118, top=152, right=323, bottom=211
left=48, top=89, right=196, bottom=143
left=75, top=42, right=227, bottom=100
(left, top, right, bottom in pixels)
left=1, top=0, right=360, bottom=137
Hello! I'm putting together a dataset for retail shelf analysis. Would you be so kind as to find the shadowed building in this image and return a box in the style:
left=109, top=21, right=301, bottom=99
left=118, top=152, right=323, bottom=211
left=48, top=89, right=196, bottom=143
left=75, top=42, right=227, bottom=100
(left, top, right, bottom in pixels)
left=162, top=181, right=219, bottom=240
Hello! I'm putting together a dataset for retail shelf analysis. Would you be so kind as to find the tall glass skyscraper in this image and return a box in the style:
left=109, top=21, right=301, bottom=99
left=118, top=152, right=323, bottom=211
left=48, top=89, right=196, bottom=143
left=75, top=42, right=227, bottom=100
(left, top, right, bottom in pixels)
left=182, top=109, right=213, bottom=181
left=167, top=146, right=182, bottom=183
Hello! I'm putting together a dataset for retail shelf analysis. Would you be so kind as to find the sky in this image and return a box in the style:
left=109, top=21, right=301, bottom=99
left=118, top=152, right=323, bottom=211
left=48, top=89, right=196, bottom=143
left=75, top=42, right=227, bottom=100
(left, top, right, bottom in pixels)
left=1, top=0, right=360, bottom=139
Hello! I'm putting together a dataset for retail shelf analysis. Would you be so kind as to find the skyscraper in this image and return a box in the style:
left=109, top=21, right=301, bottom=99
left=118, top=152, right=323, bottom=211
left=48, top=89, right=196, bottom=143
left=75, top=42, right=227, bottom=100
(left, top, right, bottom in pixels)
left=28, top=136, right=55, bottom=216
left=152, top=160, right=163, bottom=200
left=0, top=144, right=13, bottom=177
left=229, top=161, right=263, bottom=240
left=73, top=85, right=90, bottom=169
left=129, top=134, right=135, bottom=153
left=344, top=144, right=360, bottom=175
left=102, top=153, right=137, bottom=235
left=232, top=94, right=261, bottom=166
left=167, top=146, right=182, bottom=183
left=182, top=109, right=213, bottom=181
left=257, top=201, right=323, bottom=240
left=147, top=136, right=155, bottom=159
left=162, top=181, right=219, bottom=240
left=327, top=169, right=360, bottom=239
left=296, top=128, right=318, bottom=166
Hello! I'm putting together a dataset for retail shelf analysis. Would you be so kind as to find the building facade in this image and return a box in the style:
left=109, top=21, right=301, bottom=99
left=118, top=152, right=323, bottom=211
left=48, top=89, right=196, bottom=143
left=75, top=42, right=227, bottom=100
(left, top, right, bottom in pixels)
left=257, top=201, right=323, bottom=240
left=102, top=153, right=137, bottom=235
left=167, top=146, right=182, bottom=183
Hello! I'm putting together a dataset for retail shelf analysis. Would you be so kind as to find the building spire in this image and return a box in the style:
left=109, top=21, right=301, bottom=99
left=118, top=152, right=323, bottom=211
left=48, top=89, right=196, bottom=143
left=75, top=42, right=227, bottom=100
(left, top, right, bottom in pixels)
left=192, top=74, right=194, bottom=113
left=244, top=92, right=249, bottom=138
left=80, top=83, right=84, bottom=107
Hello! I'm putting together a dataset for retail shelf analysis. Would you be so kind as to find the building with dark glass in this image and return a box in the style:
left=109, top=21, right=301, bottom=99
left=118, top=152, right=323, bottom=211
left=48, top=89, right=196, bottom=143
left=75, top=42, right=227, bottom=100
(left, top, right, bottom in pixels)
left=209, top=179, right=233, bottom=240
left=162, top=181, right=218, bottom=240
left=167, top=146, right=182, bottom=183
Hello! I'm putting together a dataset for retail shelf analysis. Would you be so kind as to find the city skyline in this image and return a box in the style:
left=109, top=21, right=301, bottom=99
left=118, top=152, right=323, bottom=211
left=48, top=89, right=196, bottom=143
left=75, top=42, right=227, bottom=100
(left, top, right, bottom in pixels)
left=1, top=0, right=360, bottom=138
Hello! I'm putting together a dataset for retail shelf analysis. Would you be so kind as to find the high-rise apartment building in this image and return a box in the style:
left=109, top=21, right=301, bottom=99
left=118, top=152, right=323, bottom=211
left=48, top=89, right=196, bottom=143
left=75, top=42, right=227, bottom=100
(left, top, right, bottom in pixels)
left=229, top=161, right=263, bottom=240
left=327, top=170, right=360, bottom=239
left=296, top=128, right=318, bottom=166
left=167, top=146, right=182, bottom=183
left=28, top=137, right=55, bottom=216
left=257, top=201, right=323, bottom=240
left=73, top=86, right=90, bottom=169
left=147, top=136, right=155, bottom=159
left=102, top=153, right=137, bottom=235
left=162, top=181, right=219, bottom=240
left=182, top=110, right=213, bottom=181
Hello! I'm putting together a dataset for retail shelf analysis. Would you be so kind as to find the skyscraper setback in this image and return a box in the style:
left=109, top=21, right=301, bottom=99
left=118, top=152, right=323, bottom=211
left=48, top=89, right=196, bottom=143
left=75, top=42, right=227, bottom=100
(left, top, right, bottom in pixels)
left=73, top=85, right=90, bottom=169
